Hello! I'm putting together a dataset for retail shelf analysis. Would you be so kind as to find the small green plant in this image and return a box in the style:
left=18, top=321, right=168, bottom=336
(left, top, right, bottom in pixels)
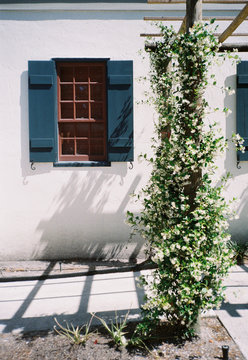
left=228, top=240, right=248, bottom=265
left=54, top=314, right=94, bottom=345
left=92, top=311, right=129, bottom=347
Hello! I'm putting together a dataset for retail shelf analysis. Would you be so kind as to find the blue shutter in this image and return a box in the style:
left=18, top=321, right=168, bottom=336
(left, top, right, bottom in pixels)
left=237, top=61, right=248, bottom=161
left=28, top=60, right=57, bottom=162
left=107, top=60, right=133, bottom=162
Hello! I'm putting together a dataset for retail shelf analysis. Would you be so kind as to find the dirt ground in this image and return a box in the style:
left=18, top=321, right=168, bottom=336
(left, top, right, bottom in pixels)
left=0, top=317, right=245, bottom=360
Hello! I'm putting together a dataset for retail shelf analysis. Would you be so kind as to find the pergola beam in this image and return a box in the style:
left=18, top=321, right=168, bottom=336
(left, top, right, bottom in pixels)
left=144, top=15, right=248, bottom=20
left=148, top=0, right=247, bottom=3
left=218, top=4, right=248, bottom=43
left=219, top=43, right=248, bottom=51
left=140, top=32, right=248, bottom=36
left=145, top=41, right=248, bottom=52
left=178, top=16, right=187, bottom=33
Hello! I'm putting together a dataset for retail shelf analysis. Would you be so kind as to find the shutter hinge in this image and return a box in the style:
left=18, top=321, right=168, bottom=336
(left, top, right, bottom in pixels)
left=31, top=162, right=36, bottom=171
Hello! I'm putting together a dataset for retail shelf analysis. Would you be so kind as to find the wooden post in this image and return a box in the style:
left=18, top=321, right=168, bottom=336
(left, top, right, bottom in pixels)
left=186, top=0, right=202, bottom=32
left=184, top=0, right=203, bottom=213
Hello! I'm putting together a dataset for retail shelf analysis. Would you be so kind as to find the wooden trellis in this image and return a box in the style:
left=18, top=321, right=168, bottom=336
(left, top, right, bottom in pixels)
left=142, top=0, right=248, bottom=51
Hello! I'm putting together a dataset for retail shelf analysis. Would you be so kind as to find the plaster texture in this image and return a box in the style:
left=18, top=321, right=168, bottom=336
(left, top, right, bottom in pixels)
left=0, top=3, right=248, bottom=260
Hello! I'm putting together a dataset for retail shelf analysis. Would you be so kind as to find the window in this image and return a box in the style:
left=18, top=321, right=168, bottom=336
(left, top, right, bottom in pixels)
left=28, top=59, right=133, bottom=165
left=57, top=62, right=107, bottom=161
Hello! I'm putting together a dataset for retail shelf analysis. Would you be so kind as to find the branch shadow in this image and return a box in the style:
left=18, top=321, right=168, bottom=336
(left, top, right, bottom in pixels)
left=32, top=170, right=144, bottom=260
left=219, top=302, right=248, bottom=318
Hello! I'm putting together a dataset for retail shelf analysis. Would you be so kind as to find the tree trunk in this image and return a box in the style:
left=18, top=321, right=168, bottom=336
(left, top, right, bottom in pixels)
left=184, top=0, right=203, bottom=212
left=186, top=0, right=202, bottom=32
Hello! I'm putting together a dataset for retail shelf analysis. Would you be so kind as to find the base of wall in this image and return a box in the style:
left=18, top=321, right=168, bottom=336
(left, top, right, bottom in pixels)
left=0, top=258, right=153, bottom=282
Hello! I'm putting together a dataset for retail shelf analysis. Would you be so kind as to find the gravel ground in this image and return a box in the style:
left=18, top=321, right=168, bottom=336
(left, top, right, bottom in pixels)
left=0, top=317, right=245, bottom=360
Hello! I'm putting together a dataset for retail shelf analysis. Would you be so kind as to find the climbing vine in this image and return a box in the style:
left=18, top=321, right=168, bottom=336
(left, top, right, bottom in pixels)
left=128, top=22, right=243, bottom=336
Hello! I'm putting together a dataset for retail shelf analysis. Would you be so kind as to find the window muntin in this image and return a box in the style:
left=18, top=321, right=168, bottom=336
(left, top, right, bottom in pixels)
left=57, top=62, right=107, bottom=161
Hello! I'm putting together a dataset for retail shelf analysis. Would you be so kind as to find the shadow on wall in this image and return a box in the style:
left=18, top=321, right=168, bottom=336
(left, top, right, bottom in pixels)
left=32, top=170, right=145, bottom=261
left=229, top=186, right=248, bottom=244
left=20, top=68, right=145, bottom=261
left=223, top=74, right=248, bottom=243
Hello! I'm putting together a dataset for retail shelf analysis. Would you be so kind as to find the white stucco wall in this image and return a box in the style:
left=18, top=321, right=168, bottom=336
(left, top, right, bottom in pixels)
left=0, top=2, right=248, bottom=260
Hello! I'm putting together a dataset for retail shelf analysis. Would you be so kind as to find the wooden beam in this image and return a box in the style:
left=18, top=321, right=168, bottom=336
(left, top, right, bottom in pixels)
left=140, top=33, right=164, bottom=37
left=219, top=43, right=248, bottom=51
left=178, top=16, right=187, bottom=33
left=219, top=4, right=248, bottom=43
left=145, top=41, right=248, bottom=52
left=148, top=0, right=248, bottom=3
left=217, top=32, right=248, bottom=36
left=186, top=0, right=202, bottom=31
left=144, top=15, right=248, bottom=20
left=140, top=32, right=248, bottom=36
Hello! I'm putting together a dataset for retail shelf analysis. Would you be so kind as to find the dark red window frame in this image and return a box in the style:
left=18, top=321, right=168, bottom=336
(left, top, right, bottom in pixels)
left=57, top=62, right=107, bottom=161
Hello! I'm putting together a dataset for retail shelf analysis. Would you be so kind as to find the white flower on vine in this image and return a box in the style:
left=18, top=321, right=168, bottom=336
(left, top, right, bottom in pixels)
left=206, top=289, right=213, bottom=297
left=170, top=244, right=176, bottom=251
left=170, top=258, right=177, bottom=265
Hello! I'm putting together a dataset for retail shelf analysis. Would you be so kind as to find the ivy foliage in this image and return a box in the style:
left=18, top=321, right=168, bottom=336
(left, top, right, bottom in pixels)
left=127, top=23, right=238, bottom=335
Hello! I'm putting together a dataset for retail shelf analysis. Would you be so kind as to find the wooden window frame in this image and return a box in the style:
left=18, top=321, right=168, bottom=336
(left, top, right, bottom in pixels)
left=57, top=62, right=107, bottom=161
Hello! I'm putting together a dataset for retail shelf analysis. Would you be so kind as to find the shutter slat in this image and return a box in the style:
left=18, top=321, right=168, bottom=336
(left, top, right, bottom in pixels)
left=108, top=75, right=132, bottom=85
left=30, top=138, right=54, bottom=149
left=109, top=138, right=132, bottom=147
left=238, top=75, right=248, bottom=85
left=107, top=60, right=133, bottom=162
left=29, top=75, right=53, bottom=85
left=28, top=60, right=57, bottom=162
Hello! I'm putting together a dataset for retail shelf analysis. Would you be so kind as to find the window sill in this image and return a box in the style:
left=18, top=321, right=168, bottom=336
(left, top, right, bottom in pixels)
left=53, top=161, right=111, bottom=167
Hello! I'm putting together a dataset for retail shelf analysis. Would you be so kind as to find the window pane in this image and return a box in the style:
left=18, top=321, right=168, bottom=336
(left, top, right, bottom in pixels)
left=59, top=123, right=75, bottom=137
left=91, top=123, right=104, bottom=138
left=91, top=140, right=104, bottom=155
left=75, top=67, right=88, bottom=82
left=75, top=85, right=88, bottom=100
left=91, top=84, right=103, bottom=101
left=57, top=62, right=107, bottom=162
left=62, top=139, right=74, bottom=154
left=89, top=66, right=103, bottom=83
left=61, top=103, right=74, bottom=119
left=60, top=67, right=73, bottom=82
left=61, top=85, right=73, bottom=100
left=76, top=123, right=89, bottom=137
left=91, top=103, right=103, bottom=120
left=77, top=140, right=88, bottom=155
left=76, top=103, right=89, bottom=119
